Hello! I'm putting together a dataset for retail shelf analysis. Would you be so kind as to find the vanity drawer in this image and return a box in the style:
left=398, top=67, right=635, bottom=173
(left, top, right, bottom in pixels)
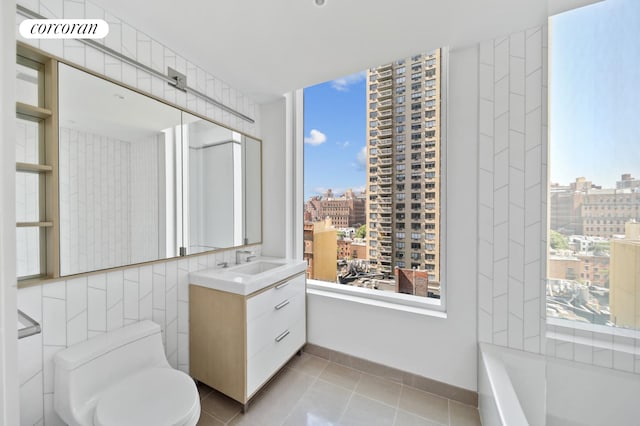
left=246, top=321, right=305, bottom=397
left=246, top=273, right=305, bottom=321
left=246, top=293, right=305, bottom=357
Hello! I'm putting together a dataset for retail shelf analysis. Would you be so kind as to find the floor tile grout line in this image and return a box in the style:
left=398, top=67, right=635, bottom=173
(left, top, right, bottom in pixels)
left=338, top=365, right=365, bottom=424
left=279, top=363, right=323, bottom=426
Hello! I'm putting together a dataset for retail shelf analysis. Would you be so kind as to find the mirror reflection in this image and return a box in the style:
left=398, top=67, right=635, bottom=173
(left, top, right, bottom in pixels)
left=183, top=113, right=243, bottom=253
left=59, top=63, right=181, bottom=275
left=244, top=137, right=262, bottom=245
left=58, top=63, right=262, bottom=277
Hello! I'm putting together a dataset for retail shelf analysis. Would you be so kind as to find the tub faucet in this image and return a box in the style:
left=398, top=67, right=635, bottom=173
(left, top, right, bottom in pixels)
left=235, top=250, right=253, bottom=264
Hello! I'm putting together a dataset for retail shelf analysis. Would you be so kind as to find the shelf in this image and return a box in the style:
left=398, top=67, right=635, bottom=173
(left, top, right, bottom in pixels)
left=16, top=102, right=52, bottom=119
left=16, top=162, right=53, bottom=173
left=16, top=221, right=53, bottom=228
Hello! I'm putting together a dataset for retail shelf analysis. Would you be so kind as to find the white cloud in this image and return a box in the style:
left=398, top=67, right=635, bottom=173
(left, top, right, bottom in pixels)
left=336, top=140, right=351, bottom=149
left=331, top=71, right=366, bottom=92
left=355, top=146, right=366, bottom=170
left=304, top=129, right=327, bottom=146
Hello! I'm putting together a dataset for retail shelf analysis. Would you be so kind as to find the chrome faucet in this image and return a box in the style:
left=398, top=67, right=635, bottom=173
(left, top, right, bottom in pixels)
left=246, top=255, right=257, bottom=262
left=235, top=250, right=253, bottom=264
left=217, top=261, right=229, bottom=268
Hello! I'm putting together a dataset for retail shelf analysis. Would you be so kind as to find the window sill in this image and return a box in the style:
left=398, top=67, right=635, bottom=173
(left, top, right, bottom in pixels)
left=547, top=317, right=640, bottom=356
left=306, top=279, right=447, bottom=319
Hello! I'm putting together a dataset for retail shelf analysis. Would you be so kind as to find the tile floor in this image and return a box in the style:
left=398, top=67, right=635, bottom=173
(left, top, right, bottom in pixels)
left=195, top=353, right=481, bottom=426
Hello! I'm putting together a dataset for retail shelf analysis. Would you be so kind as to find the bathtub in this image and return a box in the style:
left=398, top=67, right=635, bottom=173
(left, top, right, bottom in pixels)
left=479, top=342, right=640, bottom=425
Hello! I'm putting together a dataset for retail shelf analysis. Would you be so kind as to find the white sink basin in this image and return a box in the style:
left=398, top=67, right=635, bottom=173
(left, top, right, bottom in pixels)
left=231, top=261, right=282, bottom=275
left=189, top=256, right=307, bottom=295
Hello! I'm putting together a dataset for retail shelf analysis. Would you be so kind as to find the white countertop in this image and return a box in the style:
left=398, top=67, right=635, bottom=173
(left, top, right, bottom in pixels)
left=189, top=256, right=307, bottom=296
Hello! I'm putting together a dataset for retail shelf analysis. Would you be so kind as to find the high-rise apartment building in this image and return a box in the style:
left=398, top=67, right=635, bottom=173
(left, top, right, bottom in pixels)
left=365, top=50, right=442, bottom=285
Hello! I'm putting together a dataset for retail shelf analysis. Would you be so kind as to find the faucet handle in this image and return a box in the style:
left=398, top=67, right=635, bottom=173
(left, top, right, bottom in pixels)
left=217, top=261, right=229, bottom=268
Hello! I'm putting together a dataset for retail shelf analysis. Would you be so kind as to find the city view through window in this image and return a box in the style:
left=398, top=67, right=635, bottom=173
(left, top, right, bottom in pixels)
left=547, top=0, right=640, bottom=330
left=304, top=50, right=443, bottom=301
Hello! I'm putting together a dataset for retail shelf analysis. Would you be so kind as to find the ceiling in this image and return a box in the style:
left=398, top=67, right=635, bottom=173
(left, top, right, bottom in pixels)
left=89, top=0, right=602, bottom=103
left=59, top=63, right=235, bottom=144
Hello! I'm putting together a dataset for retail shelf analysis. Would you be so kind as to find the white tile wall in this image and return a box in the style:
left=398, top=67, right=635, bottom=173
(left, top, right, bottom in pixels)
left=17, top=0, right=261, bottom=137
left=16, top=0, right=263, bottom=423
left=479, top=27, right=640, bottom=376
left=17, top=244, right=261, bottom=425
left=477, top=27, right=548, bottom=355
left=59, top=129, right=132, bottom=275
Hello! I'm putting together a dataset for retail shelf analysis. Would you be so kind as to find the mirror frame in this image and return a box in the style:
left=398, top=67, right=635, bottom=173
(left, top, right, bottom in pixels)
left=16, top=42, right=263, bottom=287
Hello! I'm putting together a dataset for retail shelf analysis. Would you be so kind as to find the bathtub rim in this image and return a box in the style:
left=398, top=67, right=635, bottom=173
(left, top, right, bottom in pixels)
left=479, top=342, right=532, bottom=426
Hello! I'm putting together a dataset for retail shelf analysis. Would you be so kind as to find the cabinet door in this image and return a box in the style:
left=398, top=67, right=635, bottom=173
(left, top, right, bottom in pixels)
left=246, top=321, right=306, bottom=397
left=246, top=274, right=306, bottom=397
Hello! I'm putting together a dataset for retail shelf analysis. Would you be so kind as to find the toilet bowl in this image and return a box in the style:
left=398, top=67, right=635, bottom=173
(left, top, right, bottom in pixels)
left=54, top=320, right=200, bottom=426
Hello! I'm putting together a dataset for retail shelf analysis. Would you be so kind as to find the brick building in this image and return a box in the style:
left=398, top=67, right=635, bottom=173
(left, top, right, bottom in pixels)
left=304, top=189, right=365, bottom=228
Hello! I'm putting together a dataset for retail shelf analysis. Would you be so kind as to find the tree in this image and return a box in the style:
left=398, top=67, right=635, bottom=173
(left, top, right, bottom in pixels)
left=550, top=230, right=569, bottom=250
left=355, top=224, right=366, bottom=239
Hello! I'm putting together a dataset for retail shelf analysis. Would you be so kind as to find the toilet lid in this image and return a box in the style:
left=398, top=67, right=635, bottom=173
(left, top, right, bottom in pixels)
left=94, top=367, right=200, bottom=426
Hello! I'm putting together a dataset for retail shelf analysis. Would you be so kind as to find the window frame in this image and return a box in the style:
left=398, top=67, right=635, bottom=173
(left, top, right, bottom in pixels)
left=302, top=48, right=449, bottom=314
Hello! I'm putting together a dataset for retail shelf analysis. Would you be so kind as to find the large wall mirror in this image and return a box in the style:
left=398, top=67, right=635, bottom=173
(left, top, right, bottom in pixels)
left=58, top=63, right=262, bottom=276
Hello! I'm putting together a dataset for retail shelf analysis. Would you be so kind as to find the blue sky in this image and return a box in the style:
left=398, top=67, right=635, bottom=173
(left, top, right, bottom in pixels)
left=304, top=0, right=640, bottom=198
left=303, top=72, right=367, bottom=200
left=550, top=0, right=640, bottom=187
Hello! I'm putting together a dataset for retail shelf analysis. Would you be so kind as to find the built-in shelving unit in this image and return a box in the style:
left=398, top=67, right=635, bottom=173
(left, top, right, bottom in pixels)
left=16, top=44, right=60, bottom=281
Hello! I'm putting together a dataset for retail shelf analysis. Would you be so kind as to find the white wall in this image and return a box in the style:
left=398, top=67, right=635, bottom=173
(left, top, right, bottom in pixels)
left=476, top=27, right=548, bottom=354
left=306, top=45, right=480, bottom=391
left=1, top=0, right=19, bottom=423
left=130, top=134, right=161, bottom=264
left=260, top=98, right=287, bottom=258
left=202, top=143, right=235, bottom=248
left=59, top=129, right=131, bottom=275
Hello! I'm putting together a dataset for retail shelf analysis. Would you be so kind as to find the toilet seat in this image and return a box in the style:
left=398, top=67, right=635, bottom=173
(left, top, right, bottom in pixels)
left=94, top=367, right=200, bottom=426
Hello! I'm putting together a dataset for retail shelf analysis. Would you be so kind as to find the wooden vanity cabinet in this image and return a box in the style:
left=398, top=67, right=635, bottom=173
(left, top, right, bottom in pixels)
left=189, top=272, right=306, bottom=409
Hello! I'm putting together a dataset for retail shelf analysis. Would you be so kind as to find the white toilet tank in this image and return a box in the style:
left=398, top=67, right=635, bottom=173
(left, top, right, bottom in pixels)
left=54, top=320, right=175, bottom=425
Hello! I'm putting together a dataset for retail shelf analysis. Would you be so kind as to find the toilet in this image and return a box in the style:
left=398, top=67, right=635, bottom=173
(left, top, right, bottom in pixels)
left=54, top=320, right=200, bottom=426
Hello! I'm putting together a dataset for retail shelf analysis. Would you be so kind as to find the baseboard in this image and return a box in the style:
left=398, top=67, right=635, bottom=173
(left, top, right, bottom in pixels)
left=304, top=343, right=478, bottom=407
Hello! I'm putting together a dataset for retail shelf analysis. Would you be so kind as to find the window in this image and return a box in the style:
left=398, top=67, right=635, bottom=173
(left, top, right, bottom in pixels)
left=547, top=0, right=639, bottom=331
left=304, top=48, right=445, bottom=305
